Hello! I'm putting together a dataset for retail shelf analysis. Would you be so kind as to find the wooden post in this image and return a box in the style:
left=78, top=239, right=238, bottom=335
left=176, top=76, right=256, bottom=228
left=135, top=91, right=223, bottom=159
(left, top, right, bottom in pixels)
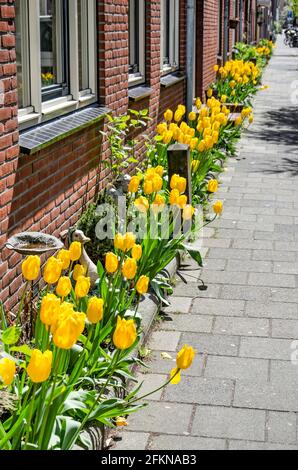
left=167, top=143, right=192, bottom=204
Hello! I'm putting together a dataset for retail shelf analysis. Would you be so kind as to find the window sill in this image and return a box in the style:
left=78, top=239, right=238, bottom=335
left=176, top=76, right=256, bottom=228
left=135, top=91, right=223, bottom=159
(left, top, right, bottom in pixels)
left=160, top=72, right=186, bottom=89
left=128, top=86, right=153, bottom=102
left=128, top=74, right=145, bottom=88
left=19, top=105, right=110, bottom=155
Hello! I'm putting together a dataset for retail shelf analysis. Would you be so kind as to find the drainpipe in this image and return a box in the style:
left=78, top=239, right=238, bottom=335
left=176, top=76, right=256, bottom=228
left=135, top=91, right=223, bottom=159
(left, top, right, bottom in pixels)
left=239, top=0, right=243, bottom=40
left=223, top=0, right=230, bottom=64
left=186, top=0, right=195, bottom=115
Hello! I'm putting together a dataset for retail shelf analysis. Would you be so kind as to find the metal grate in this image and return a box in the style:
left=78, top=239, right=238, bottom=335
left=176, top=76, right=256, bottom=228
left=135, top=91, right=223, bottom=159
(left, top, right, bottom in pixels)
left=19, top=105, right=110, bottom=155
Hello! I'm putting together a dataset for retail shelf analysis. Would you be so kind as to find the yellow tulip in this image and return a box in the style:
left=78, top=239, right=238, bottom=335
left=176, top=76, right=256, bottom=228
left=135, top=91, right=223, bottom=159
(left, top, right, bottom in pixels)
left=177, top=195, right=188, bottom=209
left=154, top=165, right=164, bottom=177
left=116, top=417, right=128, bottom=427
left=136, top=275, right=149, bottom=295
left=22, top=255, right=40, bottom=281
left=157, top=122, right=167, bottom=135
left=40, top=293, right=61, bottom=327
left=152, top=175, right=163, bottom=192
left=0, top=358, right=16, bottom=386
left=27, top=349, right=52, bottom=383
left=122, top=257, right=137, bottom=280
left=198, top=140, right=206, bottom=152
left=105, top=252, right=119, bottom=274
left=207, top=179, right=218, bottom=193
left=235, top=116, right=242, bottom=127
left=43, top=257, right=63, bottom=285
left=114, top=233, right=125, bottom=251
left=191, top=159, right=200, bottom=172
left=213, top=200, right=223, bottom=215
left=169, top=189, right=180, bottom=205
left=207, top=88, right=213, bottom=98
left=174, top=109, right=183, bottom=122
left=188, top=111, right=196, bottom=121
left=214, top=64, right=219, bottom=72
left=190, top=137, right=199, bottom=150
left=164, top=109, right=173, bottom=122
left=87, top=297, right=104, bottom=324
left=52, top=304, right=86, bottom=350
left=144, top=179, right=154, bottom=195
left=182, top=205, right=195, bottom=220
left=123, top=232, right=136, bottom=252
left=249, top=114, right=254, bottom=124
left=73, top=264, right=87, bottom=281
left=128, top=175, right=140, bottom=193
left=176, top=345, right=195, bottom=369
left=75, top=276, right=91, bottom=298
left=195, top=98, right=202, bottom=109
left=170, top=367, right=181, bottom=384
left=163, top=130, right=173, bottom=145
left=113, top=316, right=137, bottom=350
left=132, top=244, right=142, bottom=261
left=170, top=174, right=187, bottom=194
left=57, top=250, right=71, bottom=270
left=221, top=95, right=227, bottom=103
left=134, top=196, right=149, bottom=213
left=56, top=276, right=72, bottom=298
left=69, top=242, right=82, bottom=261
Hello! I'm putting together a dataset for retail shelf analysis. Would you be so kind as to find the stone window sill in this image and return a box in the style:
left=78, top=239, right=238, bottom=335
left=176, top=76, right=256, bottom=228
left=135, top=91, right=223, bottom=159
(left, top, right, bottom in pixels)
left=128, top=86, right=153, bottom=102
left=19, top=105, right=110, bottom=155
left=160, top=72, right=186, bottom=88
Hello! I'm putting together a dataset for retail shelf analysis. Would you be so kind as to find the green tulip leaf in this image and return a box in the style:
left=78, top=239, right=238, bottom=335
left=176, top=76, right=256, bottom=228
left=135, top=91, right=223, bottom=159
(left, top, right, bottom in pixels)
left=1, top=326, right=21, bottom=346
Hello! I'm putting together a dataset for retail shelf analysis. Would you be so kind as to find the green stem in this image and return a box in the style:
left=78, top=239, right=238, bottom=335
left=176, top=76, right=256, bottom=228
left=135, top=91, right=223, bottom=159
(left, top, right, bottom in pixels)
left=129, top=368, right=181, bottom=405
left=23, top=383, right=37, bottom=449
left=16, top=281, right=29, bottom=325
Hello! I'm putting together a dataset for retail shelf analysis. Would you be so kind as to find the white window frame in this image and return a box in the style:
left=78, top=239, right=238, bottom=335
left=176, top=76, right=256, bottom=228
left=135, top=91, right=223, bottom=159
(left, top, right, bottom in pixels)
left=128, top=0, right=145, bottom=87
left=17, top=0, right=97, bottom=130
left=160, top=0, right=179, bottom=75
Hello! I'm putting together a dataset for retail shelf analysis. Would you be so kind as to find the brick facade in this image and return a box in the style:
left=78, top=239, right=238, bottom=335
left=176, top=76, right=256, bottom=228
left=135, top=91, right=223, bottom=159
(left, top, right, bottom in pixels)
left=0, top=0, right=259, bottom=310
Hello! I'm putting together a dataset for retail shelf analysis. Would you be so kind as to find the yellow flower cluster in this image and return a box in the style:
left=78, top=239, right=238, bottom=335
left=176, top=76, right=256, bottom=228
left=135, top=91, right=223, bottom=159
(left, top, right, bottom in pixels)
left=256, top=46, right=271, bottom=56
left=217, top=59, right=260, bottom=86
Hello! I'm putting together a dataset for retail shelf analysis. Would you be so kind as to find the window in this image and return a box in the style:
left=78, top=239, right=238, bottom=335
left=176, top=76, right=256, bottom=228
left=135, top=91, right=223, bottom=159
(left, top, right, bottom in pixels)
left=128, top=0, right=145, bottom=86
left=16, top=0, right=97, bottom=129
left=160, top=0, right=179, bottom=74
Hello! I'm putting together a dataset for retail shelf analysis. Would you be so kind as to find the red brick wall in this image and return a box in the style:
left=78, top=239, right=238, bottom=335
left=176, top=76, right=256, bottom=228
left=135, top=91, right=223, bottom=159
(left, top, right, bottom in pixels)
left=0, top=0, right=188, bottom=310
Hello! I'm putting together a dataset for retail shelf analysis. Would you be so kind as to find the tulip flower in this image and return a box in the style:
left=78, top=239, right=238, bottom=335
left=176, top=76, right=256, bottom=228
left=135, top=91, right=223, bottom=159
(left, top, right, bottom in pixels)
left=207, top=179, right=218, bottom=193
left=176, top=345, right=195, bottom=369
left=0, top=358, right=16, bottom=386
left=43, top=257, right=63, bottom=285
left=213, top=200, right=223, bottom=215
left=170, top=367, right=181, bottom=384
left=113, top=316, right=137, bottom=350
left=52, top=303, right=86, bottom=349
left=123, top=233, right=136, bottom=252
left=164, top=109, right=173, bottom=122
left=57, top=249, right=71, bottom=270
left=128, top=175, right=141, bottom=193
left=75, top=275, right=91, bottom=298
left=122, top=257, right=137, bottom=280
left=182, top=205, right=195, bottom=221
left=136, top=275, right=149, bottom=295
left=73, top=264, right=87, bottom=281
left=87, top=297, right=104, bottom=324
left=69, top=241, right=82, bottom=261
left=27, top=350, right=52, bottom=383
left=154, top=165, right=164, bottom=177
left=116, top=417, right=128, bottom=427
left=40, top=293, right=61, bottom=327
left=114, top=233, right=125, bottom=251
left=134, top=196, right=149, bottom=213
left=188, top=111, right=196, bottom=121
left=105, top=252, right=119, bottom=274
left=131, top=244, right=142, bottom=261
left=56, top=276, right=72, bottom=298
left=22, top=255, right=41, bottom=281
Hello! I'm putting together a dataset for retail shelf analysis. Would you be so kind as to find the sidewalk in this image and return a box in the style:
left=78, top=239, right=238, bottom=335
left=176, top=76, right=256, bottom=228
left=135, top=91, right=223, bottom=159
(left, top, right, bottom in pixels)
left=115, top=37, right=298, bottom=451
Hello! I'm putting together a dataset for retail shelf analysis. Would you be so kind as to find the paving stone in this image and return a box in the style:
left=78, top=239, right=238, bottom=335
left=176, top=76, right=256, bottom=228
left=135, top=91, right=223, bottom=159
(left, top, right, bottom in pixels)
left=226, top=259, right=272, bottom=273
left=163, top=376, right=234, bottom=406
left=214, top=316, right=269, bottom=337
left=274, top=262, right=298, bottom=275
left=191, top=298, right=245, bottom=316
left=201, top=238, right=232, bottom=248
left=127, top=402, right=193, bottom=434
left=202, top=258, right=227, bottom=271
left=200, top=270, right=248, bottom=285
left=173, top=283, right=221, bottom=298
left=204, top=355, right=268, bottom=381
left=149, top=435, right=226, bottom=450
left=275, top=241, right=298, bottom=252
left=179, top=332, right=239, bottom=356
left=270, top=361, right=298, bottom=386
left=272, top=319, right=298, bottom=339
left=252, top=250, right=297, bottom=262
left=215, top=229, right=254, bottom=239
left=245, top=301, right=298, bottom=319
left=237, top=221, right=274, bottom=232
left=271, top=288, right=298, bottom=303
left=239, top=337, right=293, bottom=361
left=163, top=297, right=193, bottom=314
left=148, top=331, right=181, bottom=351
left=114, top=432, right=150, bottom=450
left=233, top=239, right=274, bottom=250
left=258, top=215, right=294, bottom=225
left=207, top=247, right=252, bottom=260
left=220, top=285, right=272, bottom=302
left=135, top=373, right=168, bottom=401
left=234, top=381, right=298, bottom=412
left=228, top=440, right=298, bottom=450
left=160, top=314, right=213, bottom=333
left=267, top=411, right=297, bottom=444
left=248, top=272, right=296, bottom=288
left=192, top=406, right=266, bottom=441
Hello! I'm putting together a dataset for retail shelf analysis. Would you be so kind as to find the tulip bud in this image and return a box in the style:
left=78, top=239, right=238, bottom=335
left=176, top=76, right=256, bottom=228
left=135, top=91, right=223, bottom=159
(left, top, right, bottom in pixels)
left=22, top=255, right=41, bottom=281
left=57, top=249, right=71, bottom=270
left=128, top=175, right=141, bottom=193
left=154, top=166, right=164, bottom=177
left=207, top=179, right=218, bottom=193
left=0, top=358, right=16, bottom=386
left=43, top=257, right=63, bottom=285
left=56, top=276, right=72, bottom=298
left=75, top=276, right=91, bottom=298
left=52, top=302, right=86, bottom=349
left=164, top=109, right=173, bottom=122
left=113, top=316, right=137, bottom=350
left=213, top=200, right=223, bottom=215
left=131, top=244, right=142, bottom=261
left=69, top=242, right=82, bottom=261
left=87, top=297, right=104, bottom=324
left=40, top=293, right=61, bottom=327
left=73, top=264, right=87, bottom=281
left=27, top=350, right=52, bottom=383
left=122, top=257, right=137, bottom=280
left=105, top=252, right=119, bottom=274
left=114, top=233, right=125, bottom=251
left=136, top=275, right=149, bottom=295
left=134, top=196, right=149, bottom=213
